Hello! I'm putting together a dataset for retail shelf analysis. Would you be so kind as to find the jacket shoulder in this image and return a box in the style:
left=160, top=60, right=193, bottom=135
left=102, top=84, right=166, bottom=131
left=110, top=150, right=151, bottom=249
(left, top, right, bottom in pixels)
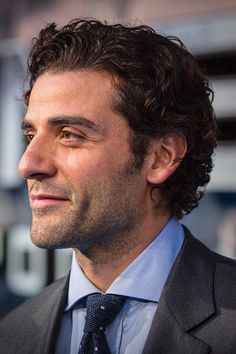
left=213, top=251, right=236, bottom=303
left=182, top=228, right=236, bottom=351
left=184, top=227, right=236, bottom=298
left=0, top=276, right=68, bottom=332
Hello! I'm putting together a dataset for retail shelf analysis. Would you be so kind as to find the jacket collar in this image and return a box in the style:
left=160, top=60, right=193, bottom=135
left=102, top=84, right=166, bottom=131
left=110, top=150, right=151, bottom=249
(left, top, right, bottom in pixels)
left=143, top=228, right=216, bottom=354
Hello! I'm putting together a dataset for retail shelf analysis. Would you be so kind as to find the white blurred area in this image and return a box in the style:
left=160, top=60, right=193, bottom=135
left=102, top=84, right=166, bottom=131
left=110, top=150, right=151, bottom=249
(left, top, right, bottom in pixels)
left=0, top=0, right=236, bottom=302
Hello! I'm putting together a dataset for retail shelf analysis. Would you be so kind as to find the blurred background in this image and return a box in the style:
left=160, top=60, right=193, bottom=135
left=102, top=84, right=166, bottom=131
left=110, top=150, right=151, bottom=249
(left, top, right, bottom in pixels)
left=0, top=0, right=236, bottom=315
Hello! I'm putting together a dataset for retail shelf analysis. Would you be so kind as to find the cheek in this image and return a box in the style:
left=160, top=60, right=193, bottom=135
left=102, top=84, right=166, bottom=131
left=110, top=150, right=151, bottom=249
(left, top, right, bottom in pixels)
left=59, top=150, right=106, bottom=181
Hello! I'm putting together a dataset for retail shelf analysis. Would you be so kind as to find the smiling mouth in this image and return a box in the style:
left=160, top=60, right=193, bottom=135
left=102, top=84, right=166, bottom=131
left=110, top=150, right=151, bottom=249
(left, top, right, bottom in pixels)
left=30, top=194, right=70, bottom=208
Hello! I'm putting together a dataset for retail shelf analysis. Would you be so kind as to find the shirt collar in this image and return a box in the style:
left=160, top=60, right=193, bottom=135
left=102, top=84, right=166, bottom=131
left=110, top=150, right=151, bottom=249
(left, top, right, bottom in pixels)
left=66, top=218, right=184, bottom=310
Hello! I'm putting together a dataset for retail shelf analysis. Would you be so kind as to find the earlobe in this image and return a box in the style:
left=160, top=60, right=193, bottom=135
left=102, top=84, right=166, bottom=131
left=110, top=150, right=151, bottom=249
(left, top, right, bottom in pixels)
left=147, top=134, right=187, bottom=185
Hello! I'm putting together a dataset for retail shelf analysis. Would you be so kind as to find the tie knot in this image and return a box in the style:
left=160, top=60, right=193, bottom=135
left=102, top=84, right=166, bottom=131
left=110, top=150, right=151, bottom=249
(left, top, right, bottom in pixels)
left=84, top=293, right=126, bottom=333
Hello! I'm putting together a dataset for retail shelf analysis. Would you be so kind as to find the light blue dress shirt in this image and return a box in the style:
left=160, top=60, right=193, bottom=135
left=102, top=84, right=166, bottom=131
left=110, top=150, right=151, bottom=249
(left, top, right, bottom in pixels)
left=55, top=218, right=184, bottom=354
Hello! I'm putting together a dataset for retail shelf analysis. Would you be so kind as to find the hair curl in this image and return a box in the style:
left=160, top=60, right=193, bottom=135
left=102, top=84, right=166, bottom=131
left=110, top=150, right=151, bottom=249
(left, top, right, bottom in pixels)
left=25, top=18, right=218, bottom=219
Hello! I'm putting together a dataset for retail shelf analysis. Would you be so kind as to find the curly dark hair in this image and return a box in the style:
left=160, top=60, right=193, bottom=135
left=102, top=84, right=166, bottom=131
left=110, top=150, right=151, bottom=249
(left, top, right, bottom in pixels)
left=25, top=18, right=218, bottom=219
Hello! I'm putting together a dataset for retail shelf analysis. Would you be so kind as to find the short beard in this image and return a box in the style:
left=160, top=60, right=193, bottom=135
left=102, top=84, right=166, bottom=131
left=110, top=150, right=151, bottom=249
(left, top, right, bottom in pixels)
left=30, top=156, right=143, bottom=260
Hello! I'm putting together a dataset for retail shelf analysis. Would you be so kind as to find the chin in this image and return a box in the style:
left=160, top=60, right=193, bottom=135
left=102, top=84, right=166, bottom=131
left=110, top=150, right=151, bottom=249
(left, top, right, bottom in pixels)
left=30, top=232, right=67, bottom=250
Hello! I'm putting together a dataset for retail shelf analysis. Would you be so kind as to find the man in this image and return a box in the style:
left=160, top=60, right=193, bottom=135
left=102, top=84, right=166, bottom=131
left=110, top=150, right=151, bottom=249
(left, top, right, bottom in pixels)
left=0, top=18, right=235, bottom=354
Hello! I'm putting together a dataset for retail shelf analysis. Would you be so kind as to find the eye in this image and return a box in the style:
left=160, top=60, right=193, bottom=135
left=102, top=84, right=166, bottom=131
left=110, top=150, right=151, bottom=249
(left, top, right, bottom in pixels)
left=60, top=130, right=86, bottom=142
left=22, top=132, right=35, bottom=146
left=61, top=131, right=79, bottom=139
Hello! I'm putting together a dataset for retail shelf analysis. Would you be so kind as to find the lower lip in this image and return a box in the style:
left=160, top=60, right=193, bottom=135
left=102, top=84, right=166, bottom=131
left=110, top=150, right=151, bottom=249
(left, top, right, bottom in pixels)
left=31, top=198, right=69, bottom=208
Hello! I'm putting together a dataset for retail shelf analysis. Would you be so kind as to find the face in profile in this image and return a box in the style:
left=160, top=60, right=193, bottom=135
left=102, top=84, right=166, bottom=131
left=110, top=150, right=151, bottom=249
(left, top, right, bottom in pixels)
left=18, top=70, right=148, bottom=255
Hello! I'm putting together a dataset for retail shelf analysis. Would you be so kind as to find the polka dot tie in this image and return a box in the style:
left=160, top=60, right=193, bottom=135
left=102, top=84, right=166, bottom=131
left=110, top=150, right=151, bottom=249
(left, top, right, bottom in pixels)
left=78, top=293, right=126, bottom=354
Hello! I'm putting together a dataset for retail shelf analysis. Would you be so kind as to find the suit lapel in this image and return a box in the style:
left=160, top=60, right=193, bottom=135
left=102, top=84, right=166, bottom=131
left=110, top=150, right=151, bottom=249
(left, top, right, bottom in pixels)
left=34, top=276, right=69, bottom=354
left=143, top=229, right=216, bottom=354
left=19, top=276, right=69, bottom=354
left=142, top=296, right=210, bottom=354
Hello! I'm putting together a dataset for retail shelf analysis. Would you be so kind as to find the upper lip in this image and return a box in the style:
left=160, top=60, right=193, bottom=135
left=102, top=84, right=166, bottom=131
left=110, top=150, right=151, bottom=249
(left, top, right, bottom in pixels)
left=30, top=193, right=70, bottom=201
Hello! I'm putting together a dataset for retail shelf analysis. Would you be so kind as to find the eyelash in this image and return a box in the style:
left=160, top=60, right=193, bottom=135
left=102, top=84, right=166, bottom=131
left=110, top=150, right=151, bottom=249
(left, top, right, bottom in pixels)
left=22, top=133, right=34, bottom=146
left=60, top=130, right=85, bottom=140
left=21, top=130, right=86, bottom=147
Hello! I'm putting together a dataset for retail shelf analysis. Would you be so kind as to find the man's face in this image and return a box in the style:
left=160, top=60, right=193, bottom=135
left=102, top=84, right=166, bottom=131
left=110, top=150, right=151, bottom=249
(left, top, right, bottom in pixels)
left=18, top=70, right=148, bottom=255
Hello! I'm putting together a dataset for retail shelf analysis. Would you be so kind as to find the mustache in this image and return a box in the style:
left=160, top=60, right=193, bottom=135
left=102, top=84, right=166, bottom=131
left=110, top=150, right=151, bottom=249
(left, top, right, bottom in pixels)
left=30, top=181, right=72, bottom=197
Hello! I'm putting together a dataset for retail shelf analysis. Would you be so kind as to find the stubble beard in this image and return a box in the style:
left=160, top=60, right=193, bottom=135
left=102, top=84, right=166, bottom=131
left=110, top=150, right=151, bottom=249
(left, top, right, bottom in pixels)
left=30, top=162, right=143, bottom=259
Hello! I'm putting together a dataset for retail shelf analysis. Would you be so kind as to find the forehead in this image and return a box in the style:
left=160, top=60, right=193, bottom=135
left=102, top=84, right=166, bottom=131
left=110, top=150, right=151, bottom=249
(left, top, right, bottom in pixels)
left=26, top=70, right=118, bottom=125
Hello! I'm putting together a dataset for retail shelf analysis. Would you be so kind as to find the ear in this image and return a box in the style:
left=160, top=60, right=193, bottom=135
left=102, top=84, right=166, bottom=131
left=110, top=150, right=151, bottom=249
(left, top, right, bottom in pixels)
left=146, top=133, right=187, bottom=185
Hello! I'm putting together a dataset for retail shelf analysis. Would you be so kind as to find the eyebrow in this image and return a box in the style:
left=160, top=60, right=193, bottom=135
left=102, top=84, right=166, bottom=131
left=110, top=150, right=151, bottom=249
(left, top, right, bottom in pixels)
left=21, top=115, right=103, bottom=133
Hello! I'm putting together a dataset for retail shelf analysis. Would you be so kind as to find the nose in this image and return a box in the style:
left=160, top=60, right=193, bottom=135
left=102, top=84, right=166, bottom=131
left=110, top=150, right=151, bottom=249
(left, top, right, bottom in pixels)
left=18, top=135, right=56, bottom=180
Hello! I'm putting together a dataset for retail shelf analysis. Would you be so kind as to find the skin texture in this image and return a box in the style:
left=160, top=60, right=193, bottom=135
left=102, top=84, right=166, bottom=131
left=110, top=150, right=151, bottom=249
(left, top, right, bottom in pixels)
left=18, top=70, right=186, bottom=290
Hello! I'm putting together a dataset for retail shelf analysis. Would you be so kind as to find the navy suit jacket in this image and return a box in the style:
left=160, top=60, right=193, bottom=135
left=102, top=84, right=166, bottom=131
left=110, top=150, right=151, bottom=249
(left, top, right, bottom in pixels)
left=0, top=229, right=236, bottom=353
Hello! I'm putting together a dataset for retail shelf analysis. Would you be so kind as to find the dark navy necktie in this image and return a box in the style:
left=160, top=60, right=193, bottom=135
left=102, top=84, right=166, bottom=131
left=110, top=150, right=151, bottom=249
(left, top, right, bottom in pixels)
left=78, top=293, right=126, bottom=354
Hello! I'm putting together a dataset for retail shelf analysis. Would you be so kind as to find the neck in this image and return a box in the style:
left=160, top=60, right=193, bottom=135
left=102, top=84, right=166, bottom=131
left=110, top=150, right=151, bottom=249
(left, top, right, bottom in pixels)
left=74, top=212, right=170, bottom=292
